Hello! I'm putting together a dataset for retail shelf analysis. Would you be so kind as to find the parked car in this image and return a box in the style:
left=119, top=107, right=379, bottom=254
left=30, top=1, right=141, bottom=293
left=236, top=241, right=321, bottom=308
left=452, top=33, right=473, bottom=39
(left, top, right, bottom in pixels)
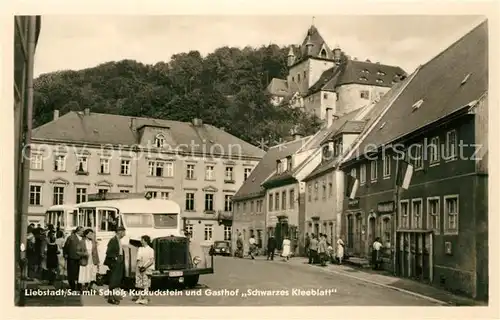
left=212, top=241, right=232, bottom=256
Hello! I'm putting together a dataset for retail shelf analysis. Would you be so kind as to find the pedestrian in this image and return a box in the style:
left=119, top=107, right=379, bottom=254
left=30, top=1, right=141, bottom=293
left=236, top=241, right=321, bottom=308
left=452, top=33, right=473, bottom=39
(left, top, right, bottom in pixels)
left=135, top=235, right=155, bottom=305
left=78, top=229, right=99, bottom=290
left=25, top=225, right=36, bottom=280
left=236, top=233, right=243, bottom=258
left=318, top=234, right=328, bottom=266
left=45, top=231, right=59, bottom=285
left=64, top=226, right=84, bottom=291
left=55, top=230, right=66, bottom=280
left=33, top=227, right=44, bottom=278
left=104, top=226, right=127, bottom=305
left=336, top=237, right=345, bottom=265
left=248, top=235, right=256, bottom=259
left=267, top=235, right=276, bottom=261
left=308, top=234, right=318, bottom=264
left=372, top=237, right=383, bottom=270
left=281, top=235, right=291, bottom=261
left=304, top=233, right=310, bottom=258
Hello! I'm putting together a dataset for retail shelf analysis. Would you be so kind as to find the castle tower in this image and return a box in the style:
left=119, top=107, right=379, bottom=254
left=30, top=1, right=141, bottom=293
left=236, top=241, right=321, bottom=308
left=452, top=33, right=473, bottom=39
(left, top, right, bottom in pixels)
left=333, top=44, right=342, bottom=65
left=287, top=46, right=296, bottom=67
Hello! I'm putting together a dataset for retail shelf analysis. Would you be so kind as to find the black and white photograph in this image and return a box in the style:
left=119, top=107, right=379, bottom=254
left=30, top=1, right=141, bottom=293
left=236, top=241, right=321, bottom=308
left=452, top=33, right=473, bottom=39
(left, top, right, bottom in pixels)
left=5, top=1, right=498, bottom=318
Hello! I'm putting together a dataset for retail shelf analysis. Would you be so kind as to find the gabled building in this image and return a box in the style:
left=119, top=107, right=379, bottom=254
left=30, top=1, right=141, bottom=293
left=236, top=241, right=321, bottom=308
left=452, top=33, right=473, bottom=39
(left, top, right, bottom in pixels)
left=339, top=21, right=488, bottom=300
left=231, top=136, right=310, bottom=253
left=267, top=24, right=406, bottom=121
left=302, top=78, right=412, bottom=246
left=28, top=109, right=265, bottom=244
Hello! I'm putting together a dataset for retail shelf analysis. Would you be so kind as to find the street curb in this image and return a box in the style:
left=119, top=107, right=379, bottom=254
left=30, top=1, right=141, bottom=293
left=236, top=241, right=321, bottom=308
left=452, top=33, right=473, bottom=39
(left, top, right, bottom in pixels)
left=256, top=258, right=450, bottom=306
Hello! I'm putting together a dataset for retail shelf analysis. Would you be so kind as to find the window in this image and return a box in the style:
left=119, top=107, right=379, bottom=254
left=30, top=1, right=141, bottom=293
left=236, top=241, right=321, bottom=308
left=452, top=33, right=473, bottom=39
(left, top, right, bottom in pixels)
left=413, top=144, right=423, bottom=170
left=224, top=195, right=232, bottom=212
left=155, top=191, right=169, bottom=200
left=244, top=168, right=252, bottom=180
left=383, top=155, right=391, bottom=178
left=120, top=159, right=131, bottom=175
left=250, top=201, right=254, bottom=213
left=185, top=224, right=193, bottom=239
left=186, top=164, right=195, bottom=179
left=308, top=185, right=312, bottom=202
left=282, top=191, right=287, bottom=210
left=53, top=186, right=64, bottom=205
left=303, top=71, right=306, bottom=79
left=322, top=182, right=327, bottom=200
left=225, top=166, right=234, bottom=181
left=370, top=160, right=378, bottom=181
left=360, top=164, right=366, bottom=185
left=98, top=189, right=109, bottom=196
left=276, top=160, right=282, bottom=174
left=445, top=130, right=457, bottom=160
left=411, top=199, right=423, bottom=229
left=269, top=194, right=273, bottom=211
left=204, top=225, right=213, bottom=241
left=275, top=192, right=280, bottom=211
left=444, top=195, right=459, bottom=234
left=205, top=165, right=215, bottom=180
left=164, top=162, right=174, bottom=177
left=333, top=138, right=343, bottom=157
left=224, top=226, right=232, bottom=241
left=30, top=154, right=43, bottom=170
left=242, top=202, right=247, bottom=213
left=154, top=134, right=165, bottom=148
left=323, top=93, right=328, bottom=99
left=29, top=185, right=41, bottom=206
left=382, top=217, right=391, bottom=247
left=399, top=200, right=409, bottom=229
left=328, top=181, right=333, bottom=197
left=360, top=90, right=370, bottom=99
left=350, top=168, right=357, bottom=178
left=185, top=193, right=195, bottom=211
left=320, top=49, right=327, bottom=58
left=286, top=156, right=292, bottom=171
left=205, top=193, right=214, bottom=212
left=99, top=158, right=110, bottom=174
left=429, top=137, right=440, bottom=165
left=297, top=74, right=301, bottom=82
left=76, top=156, right=88, bottom=173
left=53, top=155, right=66, bottom=171
left=76, top=188, right=87, bottom=204
left=314, top=182, right=319, bottom=200
left=289, top=189, right=295, bottom=209
left=149, top=191, right=158, bottom=199
left=427, top=197, right=440, bottom=234
left=120, top=190, right=130, bottom=193
left=148, top=161, right=168, bottom=177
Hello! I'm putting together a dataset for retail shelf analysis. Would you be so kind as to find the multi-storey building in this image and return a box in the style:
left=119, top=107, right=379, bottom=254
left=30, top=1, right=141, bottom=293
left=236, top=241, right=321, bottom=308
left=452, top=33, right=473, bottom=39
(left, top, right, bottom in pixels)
left=339, top=21, right=488, bottom=300
left=231, top=136, right=308, bottom=254
left=28, top=110, right=264, bottom=244
left=267, top=23, right=406, bottom=121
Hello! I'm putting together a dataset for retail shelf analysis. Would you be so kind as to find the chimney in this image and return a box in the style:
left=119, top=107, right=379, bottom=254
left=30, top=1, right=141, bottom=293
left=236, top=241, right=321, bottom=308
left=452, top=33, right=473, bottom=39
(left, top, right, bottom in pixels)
left=326, top=107, right=333, bottom=128
left=84, top=108, right=90, bottom=116
left=192, top=118, right=203, bottom=126
left=53, top=110, right=60, bottom=121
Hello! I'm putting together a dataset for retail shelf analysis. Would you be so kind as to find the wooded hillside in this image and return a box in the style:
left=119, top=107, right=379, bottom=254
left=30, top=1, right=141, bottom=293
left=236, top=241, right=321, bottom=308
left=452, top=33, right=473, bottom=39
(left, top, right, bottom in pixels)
left=33, top=45, right=322, bottom=148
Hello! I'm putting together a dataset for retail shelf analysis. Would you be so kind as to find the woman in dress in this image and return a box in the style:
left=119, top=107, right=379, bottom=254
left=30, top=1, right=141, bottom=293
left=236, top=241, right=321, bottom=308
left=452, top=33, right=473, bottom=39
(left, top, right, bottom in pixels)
left=336, top=237, right=345, bottom=265
left=135, top=235, right=155, bottom=304
left=135, top=235, right=155, bottom=305
left=281, top=236, right=291, bottom=262
left=77, top=229, right=99, bottom=290
left=45, top=231, right=60, bottom=285
left=55, top=230, right=66, bottom=280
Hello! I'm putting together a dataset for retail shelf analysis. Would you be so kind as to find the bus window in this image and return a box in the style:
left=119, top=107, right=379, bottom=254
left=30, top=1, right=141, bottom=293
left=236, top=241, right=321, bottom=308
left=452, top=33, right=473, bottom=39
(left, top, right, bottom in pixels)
left=153, top=214, right=178, bottom=228
left=98, top=209, right=118, bottom=232
left=79, top=209, right=96, bottom=229
left=56, top=211, right=65, bottom=228
left=71, top=210, right=78, bottom=228
left=122, top=213, right=153, bottom=228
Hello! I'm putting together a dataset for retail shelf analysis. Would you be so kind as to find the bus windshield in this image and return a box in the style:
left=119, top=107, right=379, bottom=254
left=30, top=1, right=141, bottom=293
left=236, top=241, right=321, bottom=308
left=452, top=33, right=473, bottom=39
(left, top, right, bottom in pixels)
left=46, top=211, right=65, bottom=227
left=153, top=214, right=178, bottom=228
left=122, top=213, right=154, bottom=228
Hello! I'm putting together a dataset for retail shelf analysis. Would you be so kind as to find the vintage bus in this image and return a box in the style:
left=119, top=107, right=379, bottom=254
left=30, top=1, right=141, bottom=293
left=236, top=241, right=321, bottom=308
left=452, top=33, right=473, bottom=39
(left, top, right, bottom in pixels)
left=74, top=192, right=213, bottom=288
left=44, top=204, right=77, bottom=238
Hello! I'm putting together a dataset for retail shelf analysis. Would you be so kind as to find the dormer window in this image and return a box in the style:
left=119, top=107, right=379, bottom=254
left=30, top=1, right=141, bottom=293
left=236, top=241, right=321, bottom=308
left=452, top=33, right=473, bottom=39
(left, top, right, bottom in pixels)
left=333, top=137, right=343, bottom=157
left=376, top=79, right=383, bottom=84
left=276, top=160, right=282, bottom=174
left=286, top=156, right=292, bottom=171
left=377, top=71, right=386, bottom=76
left=154, top=134, right=165, bottom=148
left=322, top=145, right=332, bottom=161
left=320, top=49, right=327, bottom=58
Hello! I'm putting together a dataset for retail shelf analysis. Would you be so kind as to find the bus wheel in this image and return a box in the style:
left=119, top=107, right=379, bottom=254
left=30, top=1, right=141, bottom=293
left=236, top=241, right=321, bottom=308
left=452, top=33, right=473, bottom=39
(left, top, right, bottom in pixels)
left=184, top=275, right=199, bottom=288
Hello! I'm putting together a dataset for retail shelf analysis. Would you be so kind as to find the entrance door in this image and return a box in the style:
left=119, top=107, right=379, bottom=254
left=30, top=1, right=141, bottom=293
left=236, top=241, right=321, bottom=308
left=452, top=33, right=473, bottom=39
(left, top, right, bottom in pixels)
left=368, top=217, right=376, bottom=245
left=347, top=215, right=354, bottom=250
left=396, top=231, right=433, bottom=283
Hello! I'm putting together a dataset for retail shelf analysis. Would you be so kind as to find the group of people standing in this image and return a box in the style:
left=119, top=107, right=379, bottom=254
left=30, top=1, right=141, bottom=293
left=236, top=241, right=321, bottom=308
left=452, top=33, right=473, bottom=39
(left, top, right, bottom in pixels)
left=305, top=233, right=345, bottom=266
left=24, top=224, right=156, bottom=306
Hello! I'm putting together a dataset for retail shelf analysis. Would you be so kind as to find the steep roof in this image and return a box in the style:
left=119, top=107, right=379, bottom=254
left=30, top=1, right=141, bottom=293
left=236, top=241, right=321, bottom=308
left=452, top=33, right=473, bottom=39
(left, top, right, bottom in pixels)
left=307, top=60, right=406, bottom=96
left=267, top=78, right=289, bottom=97
left=32, top=111, right=265, bottom=159
left=232, top=137, right=311, bottom=200
left=304, top=77, right=412, bottom=181
left=344, top=20, right=488, bottom=164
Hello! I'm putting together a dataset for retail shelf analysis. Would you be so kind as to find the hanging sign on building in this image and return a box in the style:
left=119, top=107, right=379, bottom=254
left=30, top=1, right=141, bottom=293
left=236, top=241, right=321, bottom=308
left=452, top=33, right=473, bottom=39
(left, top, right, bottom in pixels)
left=377, top=201, right=395, bottom=213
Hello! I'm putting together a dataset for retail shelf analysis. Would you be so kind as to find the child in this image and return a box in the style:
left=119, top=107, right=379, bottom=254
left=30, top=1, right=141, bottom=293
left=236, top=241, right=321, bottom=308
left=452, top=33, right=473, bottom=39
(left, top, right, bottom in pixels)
left=135, top=235, right=154, bottom=305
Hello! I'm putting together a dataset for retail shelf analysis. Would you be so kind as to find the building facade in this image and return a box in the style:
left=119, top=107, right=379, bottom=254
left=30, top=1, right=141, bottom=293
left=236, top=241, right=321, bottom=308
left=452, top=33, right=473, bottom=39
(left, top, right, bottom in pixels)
left=267, top=24, right=406, bottom=121
left=28, top=110, right=264, bottom=244
left=339, top=21, right=488, bottom=300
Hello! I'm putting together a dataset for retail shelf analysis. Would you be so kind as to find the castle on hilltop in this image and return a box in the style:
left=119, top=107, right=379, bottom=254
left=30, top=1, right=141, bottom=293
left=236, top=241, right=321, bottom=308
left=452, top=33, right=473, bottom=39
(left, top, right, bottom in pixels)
left=267, top=23, right=406, bottom=122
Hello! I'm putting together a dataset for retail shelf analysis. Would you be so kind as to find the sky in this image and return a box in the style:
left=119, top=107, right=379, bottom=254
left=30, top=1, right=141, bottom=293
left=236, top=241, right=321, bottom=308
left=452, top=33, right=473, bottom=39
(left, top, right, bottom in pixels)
left=33, top=15, right=485, bottom=77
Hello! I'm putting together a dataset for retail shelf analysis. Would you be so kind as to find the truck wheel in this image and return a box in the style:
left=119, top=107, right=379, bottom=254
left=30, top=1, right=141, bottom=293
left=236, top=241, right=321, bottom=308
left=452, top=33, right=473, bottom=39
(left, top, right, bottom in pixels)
left=184, top=275, right=199, bottom=288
